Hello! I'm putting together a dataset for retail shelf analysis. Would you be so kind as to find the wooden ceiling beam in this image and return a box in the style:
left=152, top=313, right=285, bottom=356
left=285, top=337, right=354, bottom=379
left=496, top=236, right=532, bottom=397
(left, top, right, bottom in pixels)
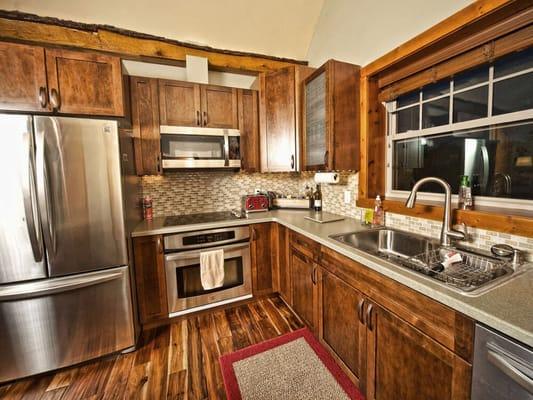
left=0, top=11, right=307, bottom=73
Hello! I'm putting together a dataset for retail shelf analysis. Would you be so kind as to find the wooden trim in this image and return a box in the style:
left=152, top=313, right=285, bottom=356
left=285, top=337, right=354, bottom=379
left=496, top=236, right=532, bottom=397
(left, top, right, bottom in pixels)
left=379, top=24, right=533, bottom=102
left=0, top=11, right=307, bottom=73
left=361, top=0, right=517, bottom=77
left=356, top=197, right=533, bottom=237
left=377, top=6, right=533, bottom=88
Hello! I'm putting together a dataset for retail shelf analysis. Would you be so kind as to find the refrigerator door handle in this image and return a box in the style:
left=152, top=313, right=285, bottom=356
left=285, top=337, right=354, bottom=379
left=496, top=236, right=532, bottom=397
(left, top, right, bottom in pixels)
left=0, top=269, right=124, bottom=301
left=22, top=125, right=43, bottom=262
left=35, top=118, right=56, bottom=255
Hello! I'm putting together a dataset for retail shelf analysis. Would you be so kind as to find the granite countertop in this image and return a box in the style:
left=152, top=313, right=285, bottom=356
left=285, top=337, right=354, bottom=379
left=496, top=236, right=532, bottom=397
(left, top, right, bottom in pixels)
left=132, top=209, right=533, bottom=347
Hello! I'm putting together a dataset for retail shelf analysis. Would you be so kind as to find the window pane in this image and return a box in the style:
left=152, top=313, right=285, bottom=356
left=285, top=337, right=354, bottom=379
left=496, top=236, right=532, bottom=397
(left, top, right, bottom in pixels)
left=422, top=97, right=449, bottom=128
left=422, top=80, right=449, bottom=100
left=453, top=85, right=488, bottom=122
left=493, top=72, right=533, bottom=115
left=393, top=121, right=533, bottom=200
left=397, top=91, right=419, bottom=108
left=494, top=48, right=533, bottom=79
left=396, top=105, right=419, bottom=133
left=454, top=65, right=488, bottom=90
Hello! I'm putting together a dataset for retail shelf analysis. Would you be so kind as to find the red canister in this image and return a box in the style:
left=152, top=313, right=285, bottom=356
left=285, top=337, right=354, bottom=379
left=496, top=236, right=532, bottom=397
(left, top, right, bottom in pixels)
left=143, top=196, right=153, bottom=221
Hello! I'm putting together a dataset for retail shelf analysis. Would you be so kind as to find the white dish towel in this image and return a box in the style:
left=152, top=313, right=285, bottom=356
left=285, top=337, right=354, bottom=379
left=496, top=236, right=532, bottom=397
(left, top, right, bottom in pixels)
left=200, top=249, right=225, bottom=290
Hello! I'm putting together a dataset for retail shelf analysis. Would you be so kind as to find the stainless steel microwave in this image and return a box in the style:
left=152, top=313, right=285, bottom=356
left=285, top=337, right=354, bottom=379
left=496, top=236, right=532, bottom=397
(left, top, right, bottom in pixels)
left=160, top=125, right=241, bottom=169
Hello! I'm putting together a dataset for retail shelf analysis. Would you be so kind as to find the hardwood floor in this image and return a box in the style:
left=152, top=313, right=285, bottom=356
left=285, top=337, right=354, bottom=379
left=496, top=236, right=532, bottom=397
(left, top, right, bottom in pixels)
left=0, top=297, right=304, bottom=400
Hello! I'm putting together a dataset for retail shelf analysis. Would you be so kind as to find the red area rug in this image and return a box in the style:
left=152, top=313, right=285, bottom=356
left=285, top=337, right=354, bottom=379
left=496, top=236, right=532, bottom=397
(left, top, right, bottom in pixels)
left=219, top=328, right=365, bottom=400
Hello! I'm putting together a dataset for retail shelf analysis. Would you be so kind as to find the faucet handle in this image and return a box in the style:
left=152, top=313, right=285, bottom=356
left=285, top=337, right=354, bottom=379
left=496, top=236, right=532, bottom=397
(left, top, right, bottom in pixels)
left=453, top=222, right=469, bottom=241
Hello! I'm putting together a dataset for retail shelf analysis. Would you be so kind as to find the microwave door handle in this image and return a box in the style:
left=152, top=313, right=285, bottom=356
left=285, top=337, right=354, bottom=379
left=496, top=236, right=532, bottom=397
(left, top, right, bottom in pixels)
left=22, top=125, right=44, bottom=262
left=224, top=131, right=229, bottom=166
left=165, top=242, right=249, bottom=262
left=486, top=343, right=533, bottom=394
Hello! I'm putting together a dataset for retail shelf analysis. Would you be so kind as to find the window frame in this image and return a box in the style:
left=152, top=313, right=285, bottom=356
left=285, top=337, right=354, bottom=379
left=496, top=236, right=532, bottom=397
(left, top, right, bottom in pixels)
left=385, top=62, right=533, bottom=211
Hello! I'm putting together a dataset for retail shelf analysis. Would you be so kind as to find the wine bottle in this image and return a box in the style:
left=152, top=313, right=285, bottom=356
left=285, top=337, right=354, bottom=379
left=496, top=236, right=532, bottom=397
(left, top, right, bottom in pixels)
left=314, top=185, right=322, bottom=212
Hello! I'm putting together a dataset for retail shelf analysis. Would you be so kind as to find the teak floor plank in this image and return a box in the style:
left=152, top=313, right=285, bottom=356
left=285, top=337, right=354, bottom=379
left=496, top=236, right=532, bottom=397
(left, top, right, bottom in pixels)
left=0, top=297, right=302, bottom=400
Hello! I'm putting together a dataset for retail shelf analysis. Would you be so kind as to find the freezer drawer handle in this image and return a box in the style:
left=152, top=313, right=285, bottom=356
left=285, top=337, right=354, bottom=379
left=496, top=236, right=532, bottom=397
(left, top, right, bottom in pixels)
left=0, top=270, right=124, bottom=301
left=487, top=342, right=533, bottom=394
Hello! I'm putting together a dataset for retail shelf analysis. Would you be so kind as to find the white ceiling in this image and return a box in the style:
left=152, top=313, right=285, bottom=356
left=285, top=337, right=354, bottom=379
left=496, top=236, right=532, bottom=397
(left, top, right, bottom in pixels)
left=1, top=0, right=325, bottom=60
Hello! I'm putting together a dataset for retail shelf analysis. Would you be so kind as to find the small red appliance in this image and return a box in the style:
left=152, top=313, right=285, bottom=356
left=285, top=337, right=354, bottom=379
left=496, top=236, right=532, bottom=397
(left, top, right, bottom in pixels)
left=241, top=194, right=269, bottom=213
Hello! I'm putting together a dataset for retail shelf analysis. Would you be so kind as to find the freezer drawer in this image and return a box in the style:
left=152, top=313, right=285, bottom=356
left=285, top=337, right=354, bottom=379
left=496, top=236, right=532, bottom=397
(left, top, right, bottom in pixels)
left=0, top=266, right=134, bottom=383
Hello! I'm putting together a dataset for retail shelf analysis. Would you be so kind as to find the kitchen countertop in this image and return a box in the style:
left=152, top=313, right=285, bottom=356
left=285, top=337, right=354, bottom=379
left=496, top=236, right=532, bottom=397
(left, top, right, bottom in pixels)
left=132, top=209, right=533, bottom=347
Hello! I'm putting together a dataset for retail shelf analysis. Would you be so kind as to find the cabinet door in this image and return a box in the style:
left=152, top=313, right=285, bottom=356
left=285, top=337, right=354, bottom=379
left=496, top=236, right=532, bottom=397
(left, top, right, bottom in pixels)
left=319, top=269, right=364, bottom=383
left=291, top=249, right=317, bottom=332
left=365, top=303, right=472, bottom=400
left=277, top=224, right=291, bottom=305
left=133, top=235, right=168, bottom=324
left=0, top=42, right=48, bottom=112
left=200, top=84, right=238, bottom=128
left=45, top=48, right=124, bottom=116
left=130, top=76, right=161, bottom=175
left=159, top=79, right=201, bottom=127
left=303, top=69, right=330, bottom=170
left=238, top=89, right=260, bottom=171
left=250, top=223, right=274, bottom=296
left=259, top=67, right=297, bottom=172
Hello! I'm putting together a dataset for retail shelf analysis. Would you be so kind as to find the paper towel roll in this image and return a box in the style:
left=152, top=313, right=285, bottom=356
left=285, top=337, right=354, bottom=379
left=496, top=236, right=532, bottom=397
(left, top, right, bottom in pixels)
left=314, top=172, right=339, bottom=184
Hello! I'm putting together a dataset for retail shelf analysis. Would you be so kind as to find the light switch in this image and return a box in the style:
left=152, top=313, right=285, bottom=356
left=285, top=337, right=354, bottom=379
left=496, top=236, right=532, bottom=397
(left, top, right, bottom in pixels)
left=344, top=190, right=351, bottom=204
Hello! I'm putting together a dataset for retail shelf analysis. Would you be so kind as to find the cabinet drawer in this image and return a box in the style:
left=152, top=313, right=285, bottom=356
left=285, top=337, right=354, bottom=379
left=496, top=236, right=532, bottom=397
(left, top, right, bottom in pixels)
left=290, top=230, right=320, bottom=261
left=319, top=245, right=474, bottom=361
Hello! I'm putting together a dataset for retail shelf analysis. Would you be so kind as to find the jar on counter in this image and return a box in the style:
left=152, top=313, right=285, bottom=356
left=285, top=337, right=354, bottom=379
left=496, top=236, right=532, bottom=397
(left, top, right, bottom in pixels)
left=142, top=196, right=153, bottom=221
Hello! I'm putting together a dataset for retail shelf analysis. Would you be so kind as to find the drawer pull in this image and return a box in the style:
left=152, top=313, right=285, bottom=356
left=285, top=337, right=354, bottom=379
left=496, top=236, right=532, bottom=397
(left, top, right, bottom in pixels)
left=357, top=298, right=366, bottom=324
left=366, top=303, right=374, bottom=331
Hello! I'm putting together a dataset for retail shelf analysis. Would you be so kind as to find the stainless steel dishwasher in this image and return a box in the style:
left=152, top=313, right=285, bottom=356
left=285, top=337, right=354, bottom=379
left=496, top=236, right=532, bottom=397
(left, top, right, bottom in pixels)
left=471, top=324, right=533, bottom=399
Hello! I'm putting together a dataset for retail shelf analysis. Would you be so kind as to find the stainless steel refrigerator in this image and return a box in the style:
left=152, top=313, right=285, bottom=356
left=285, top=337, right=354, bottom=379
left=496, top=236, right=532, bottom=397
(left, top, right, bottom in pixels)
left=0, top=114, right=136, bottom=383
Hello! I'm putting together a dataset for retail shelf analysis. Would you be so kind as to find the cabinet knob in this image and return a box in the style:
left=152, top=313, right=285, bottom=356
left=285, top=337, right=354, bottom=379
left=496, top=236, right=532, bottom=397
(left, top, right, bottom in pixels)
left=203, top=111, right=207, bottom=126
left=39, top=87, right=48, bottom=108
left=290, top=154, right=295, bottom=170
left=156, top=154, right=161, bottom=174
left=324, top=150, right=329, bottom=167
left=50, top=88, right=61, bottom=111
left=366, top=303, right=374, bottom=331
left=357, top=298, right=366, bottom=324
left=196, top=110, right=200, bottom=126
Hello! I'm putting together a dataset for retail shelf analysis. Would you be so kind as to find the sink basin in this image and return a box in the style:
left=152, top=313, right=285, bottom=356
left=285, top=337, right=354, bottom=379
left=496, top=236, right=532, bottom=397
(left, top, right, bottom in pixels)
left=330, top=228, right=517, bottom=296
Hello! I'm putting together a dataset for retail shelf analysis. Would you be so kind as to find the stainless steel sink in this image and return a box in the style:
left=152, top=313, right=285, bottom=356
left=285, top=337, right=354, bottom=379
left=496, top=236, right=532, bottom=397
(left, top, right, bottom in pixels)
left=330, top=228, right=519, bottom=296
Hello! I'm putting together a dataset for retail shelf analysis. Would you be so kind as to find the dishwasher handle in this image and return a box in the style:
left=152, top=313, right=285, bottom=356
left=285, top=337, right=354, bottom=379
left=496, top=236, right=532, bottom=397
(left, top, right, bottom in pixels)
left=487, top=342, right=533, bottom=394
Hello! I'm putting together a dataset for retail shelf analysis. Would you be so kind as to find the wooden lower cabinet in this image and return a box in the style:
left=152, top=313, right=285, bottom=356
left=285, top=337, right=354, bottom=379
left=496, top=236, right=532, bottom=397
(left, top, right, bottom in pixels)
left=318, top=268, right=365, bottom=383
left=276, top=224, right=291, bottom=305
left=132, top=235, right=168, bottom=324
left=250, top=223, right=274, bottom=296
left=365, top=302, right=472, bottom=400
left=290, top=248, right=318, bottom=332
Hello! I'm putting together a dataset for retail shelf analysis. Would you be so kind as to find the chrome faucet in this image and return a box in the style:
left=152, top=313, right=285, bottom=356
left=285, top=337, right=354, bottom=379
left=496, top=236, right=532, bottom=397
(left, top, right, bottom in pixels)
left=405, top=177, right=466, bottom=247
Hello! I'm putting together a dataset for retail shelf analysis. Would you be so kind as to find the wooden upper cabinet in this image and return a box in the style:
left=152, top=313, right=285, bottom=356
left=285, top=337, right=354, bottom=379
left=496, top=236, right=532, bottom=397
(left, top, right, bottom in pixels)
left=45, top=48, right=124, bottom=116
left=132, top=235, right=168, bottom=324
left=130, top=76, right=161, bottom=176
left=290, top=248, right=318, bottom=333
left=0, top=42, right=48, bottom=112
left=201, top=84, right=238, bottom=128
left=302, top=60, right=360, bottom=171
left=319, top=268, right=365, bottom=384
left=159, top=79, right=201, bottom=127
left=365, top=302, right=472, bottom=400
left=238, top=89, right=260, bottom=172
left=259, top=65, right=314, bottom=172
left=250, top=223, right=274, bottom=296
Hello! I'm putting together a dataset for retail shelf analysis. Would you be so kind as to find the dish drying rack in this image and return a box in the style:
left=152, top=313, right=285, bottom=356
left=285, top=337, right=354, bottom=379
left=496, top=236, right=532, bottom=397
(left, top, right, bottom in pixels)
left=404, top=248, right=513, bottom=291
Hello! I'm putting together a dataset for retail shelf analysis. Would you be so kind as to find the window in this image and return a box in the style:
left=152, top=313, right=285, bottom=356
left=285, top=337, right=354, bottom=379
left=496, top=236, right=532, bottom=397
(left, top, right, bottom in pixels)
left=386, top=48, right=533, bottom=208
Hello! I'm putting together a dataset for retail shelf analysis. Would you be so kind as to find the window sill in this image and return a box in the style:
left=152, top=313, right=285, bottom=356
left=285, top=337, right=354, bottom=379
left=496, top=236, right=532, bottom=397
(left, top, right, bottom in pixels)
left=356, top=197, right=533, bottom=237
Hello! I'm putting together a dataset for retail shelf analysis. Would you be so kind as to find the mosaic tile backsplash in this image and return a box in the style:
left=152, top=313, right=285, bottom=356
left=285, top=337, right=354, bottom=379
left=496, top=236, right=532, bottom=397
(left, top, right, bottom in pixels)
left=141, top=170, right=531, bottom=262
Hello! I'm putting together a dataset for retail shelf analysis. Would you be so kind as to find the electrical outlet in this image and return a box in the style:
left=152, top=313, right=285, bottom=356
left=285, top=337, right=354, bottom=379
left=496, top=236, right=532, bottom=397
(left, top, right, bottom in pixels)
left=344, top=190, right=351, bottom=204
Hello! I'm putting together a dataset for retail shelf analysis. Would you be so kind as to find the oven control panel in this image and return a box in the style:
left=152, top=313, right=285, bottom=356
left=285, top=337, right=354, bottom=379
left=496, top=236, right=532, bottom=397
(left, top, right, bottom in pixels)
left=164, top=226, right=250, bottom=252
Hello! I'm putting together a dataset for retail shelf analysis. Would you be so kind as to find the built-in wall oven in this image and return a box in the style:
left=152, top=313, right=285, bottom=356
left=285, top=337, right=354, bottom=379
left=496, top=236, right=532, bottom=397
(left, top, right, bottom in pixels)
left=164, top=226, right=252, bottom=316
left=160, top=126, right=241, bottom=169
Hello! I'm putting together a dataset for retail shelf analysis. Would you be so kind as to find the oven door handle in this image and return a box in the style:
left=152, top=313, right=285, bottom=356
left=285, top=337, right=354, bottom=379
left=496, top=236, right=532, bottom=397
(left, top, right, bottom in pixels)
left=164, top=242, right=250, bottom=262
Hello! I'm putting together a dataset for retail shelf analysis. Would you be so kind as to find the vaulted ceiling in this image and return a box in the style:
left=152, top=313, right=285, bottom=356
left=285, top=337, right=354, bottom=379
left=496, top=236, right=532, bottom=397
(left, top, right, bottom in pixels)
left=0, top=0, right=325, bottom=60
